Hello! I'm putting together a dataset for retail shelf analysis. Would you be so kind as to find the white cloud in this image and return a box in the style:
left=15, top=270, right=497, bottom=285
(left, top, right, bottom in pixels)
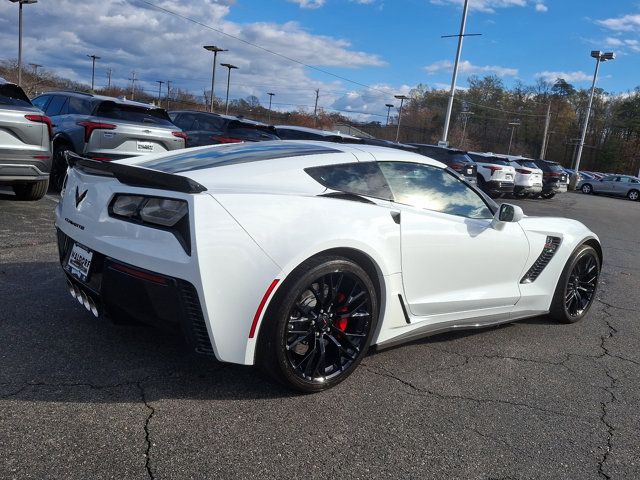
left=430, top=0, right=527, bottom=14
left=288, top=0, right=326, bottom=8
left=535, top=3, right=548, bottom=13
left=597, top=14, right=640, bottom=32
left=424, top=60, right=518, bottom=77
left=0, top=0, right=386, bottom=117
left=535, top=71, right=592, bottom=83
left=328, top=83, right=412, bottom=121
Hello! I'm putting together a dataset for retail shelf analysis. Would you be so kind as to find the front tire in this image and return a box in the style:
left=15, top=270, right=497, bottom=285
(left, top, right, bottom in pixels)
left=548, top=245, right=600, bottom=324
left=12, top=179, right=49, bottom=201
left=257, top=255, right=378, bottom=393
left=581, top=184, right=593, bottom=194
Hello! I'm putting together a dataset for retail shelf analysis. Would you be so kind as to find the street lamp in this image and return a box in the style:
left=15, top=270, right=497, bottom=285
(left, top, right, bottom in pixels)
left=394, top=95, right=409, bottom=142
left=573, top=50, right=615, bottom=178
left=203, top=45, right=227, bottom=113
left=507, top=121, right=520, bottom=155
left=87, top=54, right=100, bottom=90
left=220, top=63, right=238, bottom=115
left=9, top=0, right=38, bottom=87
left=267, top=92, right=275, bottom=124
left=385, top=103, right=394, bottom=126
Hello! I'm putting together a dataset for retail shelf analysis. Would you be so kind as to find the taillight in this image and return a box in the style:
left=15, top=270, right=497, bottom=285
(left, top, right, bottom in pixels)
left=450, top=162, right=465, bottom=170
left=25, top=114, right=53, bottom=138
left=210, top=135, right=242, bottom=144
left=172, top=131, right=188, bottom=141
left=548, top=172, right=563, bottom=177
left=77, top=121, right=116, bottom=143
left=486, top=165, right=503, bottom=173
left=515, top=168, right=531, bottom=174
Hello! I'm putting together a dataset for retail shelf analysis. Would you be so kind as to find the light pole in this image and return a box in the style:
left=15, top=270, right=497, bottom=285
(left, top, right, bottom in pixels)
left=267, top=92, right=275, bottom=124
left=507, top=121, right=520, bottom=155
left=155, top=80, right=165, bottom=103
left=460, top=111, right=474, bottom=148
left=385, top=103, right=394, bottom=126
left=220, top=63, right=238, bottom=115
left=87, top=54, right=100, bottom=90
left=394, top=95, right=409, bottom=143
left=9, top=0, right=38, bottom=87
left=574, top=51, right=615, bottom=176
left=204, top=45, right=227, bottom=113
left=29, top=62, right=41, bottom=75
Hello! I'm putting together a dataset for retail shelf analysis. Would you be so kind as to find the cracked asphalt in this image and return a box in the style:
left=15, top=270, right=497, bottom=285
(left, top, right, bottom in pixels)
left=1, top=189, right=638, bottom=479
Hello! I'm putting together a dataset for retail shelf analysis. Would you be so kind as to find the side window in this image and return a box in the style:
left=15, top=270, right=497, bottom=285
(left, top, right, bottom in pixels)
left=305, top=162, right=393, bottom=200
left=172, top=113, right=196, bottom=130
left=67, top=97, right=92, bottom=115
left=31, top=95, right=51, bottom=111
left=45, top=96, right=68, bottom=117
left=379, top=162, right=493, bottom=220
left=195, top=114, right=225, bottom=131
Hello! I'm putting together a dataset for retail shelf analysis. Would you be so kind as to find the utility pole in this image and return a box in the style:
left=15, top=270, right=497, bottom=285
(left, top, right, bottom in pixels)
left=540, top=102, right=551, bottom=159
left=441, top=0, right=480, bottom=146
left=394, top=95, right=409, bottom=143
left=460, top=111, right=474, bottom=149
left=106, top=68, right=112, bottom=89
left=155, top=80, right=165, bottom=103
left=267, top=92, right=275, bottom=124
left=87, top=54, right=100, bottom=91
left=129, top=71, right=136, bottom=100
left=313, top=89, right=320, bottom=126
left=507, top=121, right=520, bottom=155
left=385, top=103, right=394, bottom=127
left=166, top=80, right=172, bottom=109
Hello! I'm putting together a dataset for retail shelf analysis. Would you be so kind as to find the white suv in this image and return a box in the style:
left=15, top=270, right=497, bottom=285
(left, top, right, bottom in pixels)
left=506, top=157, right=543, bottom=198
left=468, top=152, right=516, bottom=198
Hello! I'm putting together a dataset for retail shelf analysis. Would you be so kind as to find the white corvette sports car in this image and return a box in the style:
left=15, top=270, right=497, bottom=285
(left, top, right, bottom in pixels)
left=55, top=141, right=602, bottom=392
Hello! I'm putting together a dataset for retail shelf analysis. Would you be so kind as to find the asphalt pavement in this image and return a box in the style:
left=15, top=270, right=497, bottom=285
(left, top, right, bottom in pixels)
left=1, top=189, right=638, bottom=480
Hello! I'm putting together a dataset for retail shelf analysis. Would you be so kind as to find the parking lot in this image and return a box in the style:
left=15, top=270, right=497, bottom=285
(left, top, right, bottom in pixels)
left=0, top=191, right=638, bottom=480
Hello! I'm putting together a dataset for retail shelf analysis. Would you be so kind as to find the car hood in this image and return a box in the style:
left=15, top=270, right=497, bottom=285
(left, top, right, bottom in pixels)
left=518, top=215, right=598, bottom=244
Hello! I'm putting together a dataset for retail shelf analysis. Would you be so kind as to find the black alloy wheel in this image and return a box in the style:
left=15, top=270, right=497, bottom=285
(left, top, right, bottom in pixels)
left=549, top=245, right=600, bottom=323
left=258, top=256, right=378, bottom=392
left=51, top=143, right=72, bottom=192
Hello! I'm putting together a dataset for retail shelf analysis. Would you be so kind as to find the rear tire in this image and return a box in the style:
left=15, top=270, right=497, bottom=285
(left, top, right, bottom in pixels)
left=513, top=190, right=528, bottom=199
left=541, top=191, right=556, bottom=199
left=581, top=184, right=592, bottom=194
left=548, top=245, right=600, bottom=324
left=51, top=143, right=72, bottom=192
left=12, top=179, right=49, bottom=201
left=628, top=189, right=639, bottom=201
left=257, top=255, right=378, bottom=393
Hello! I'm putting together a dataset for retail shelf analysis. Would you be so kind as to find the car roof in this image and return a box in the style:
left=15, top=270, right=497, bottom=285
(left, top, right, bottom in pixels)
left=170, top=110, right=270, bottom=126
left=36, top=90, right=162, bottom=109
left=274, top=125, right=360, bottom=139
left=409, top=143, right=467, bottom=154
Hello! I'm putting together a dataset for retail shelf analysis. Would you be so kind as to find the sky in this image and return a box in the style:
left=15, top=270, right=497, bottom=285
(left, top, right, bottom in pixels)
left=0, top=0, right=639, bottom=121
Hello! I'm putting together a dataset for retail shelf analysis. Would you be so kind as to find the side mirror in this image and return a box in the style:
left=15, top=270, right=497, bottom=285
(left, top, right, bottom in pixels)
left=493, top=203, right=523, bottom=228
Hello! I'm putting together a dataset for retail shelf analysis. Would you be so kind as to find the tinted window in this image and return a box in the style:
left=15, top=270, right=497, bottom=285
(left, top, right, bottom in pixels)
left=602, top=175, right=616, bottom=182
left=96, top=102, right=172, bottom=125
left=228, top=124, right=279, bottom=141
left=474, top=156, right=510, bottom=166
left=516, top=160, right=538, bottom=169
left=0, top=84, right=32, bottom=107
left=379, top=162, right=493, bottom=219
left=31, top=95, right=51, bottom=111
left=631, top=179, right=640, bottom=184
left=45, top=96, right=68, bottom=116
left=277, top=128, right=322, bottom=140
left=67, top=97, right=92, bottom=115
left=172, top=113, right=198, bottom=130
left=305, top=162, right=392, bottom=200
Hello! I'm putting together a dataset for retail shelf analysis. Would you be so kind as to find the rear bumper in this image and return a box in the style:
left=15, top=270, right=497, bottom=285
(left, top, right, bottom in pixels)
left=543, top=183, right=568, bottom=193
left=486, top=180, right=515, bottom=193
left=56, top=228, right=215, bottom=357
left=0, top=155, right=52, bottom=182
left=514, top=185, right=543, bottom=194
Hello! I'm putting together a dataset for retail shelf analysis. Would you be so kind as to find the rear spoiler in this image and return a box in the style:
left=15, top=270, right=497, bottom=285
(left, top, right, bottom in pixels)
left=65, top=152, right=207, bottom=194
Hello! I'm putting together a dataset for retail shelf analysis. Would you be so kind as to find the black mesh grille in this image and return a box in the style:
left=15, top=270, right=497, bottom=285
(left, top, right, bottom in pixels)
left=521, top=236, right=562, bottom=284
left=177, top=280, right=215, bottom=356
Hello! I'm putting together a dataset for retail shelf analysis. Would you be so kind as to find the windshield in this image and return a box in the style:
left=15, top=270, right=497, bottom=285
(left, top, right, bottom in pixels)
left=96, top=102, right=173, bottom=125
left=0, top=84, right=32, bottom=107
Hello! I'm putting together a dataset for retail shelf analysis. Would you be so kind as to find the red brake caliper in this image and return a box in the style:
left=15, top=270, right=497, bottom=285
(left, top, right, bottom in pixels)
left=335, top=293, right=348, bottom=332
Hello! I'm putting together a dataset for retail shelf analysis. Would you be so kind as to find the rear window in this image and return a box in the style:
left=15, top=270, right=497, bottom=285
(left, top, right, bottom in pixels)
left=228, top=123, right=279, bottom=141
left=96, top=102, right=172, bottom=125
left=448, top=152, right=473, bottom=164
left=0, top=84, right=32, bottom=107
left=544, top=162, right=565, bottom=173
left=516, top=160, right=538, bottom=169
left=473, top=156, right=510, bottom=166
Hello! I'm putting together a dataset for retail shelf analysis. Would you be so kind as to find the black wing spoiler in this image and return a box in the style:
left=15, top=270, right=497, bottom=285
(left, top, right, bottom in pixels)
left=65, top=152, right=207, bottom=194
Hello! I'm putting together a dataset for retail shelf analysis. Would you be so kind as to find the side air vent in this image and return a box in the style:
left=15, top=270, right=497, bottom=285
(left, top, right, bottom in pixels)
left=177, top=280, right=215, bottom=356
left=521, top=236, right=562, bottom=284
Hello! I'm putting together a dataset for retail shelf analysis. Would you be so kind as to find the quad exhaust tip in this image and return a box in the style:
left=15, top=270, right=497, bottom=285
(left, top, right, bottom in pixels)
left=67, top=281, right=99, bottom=318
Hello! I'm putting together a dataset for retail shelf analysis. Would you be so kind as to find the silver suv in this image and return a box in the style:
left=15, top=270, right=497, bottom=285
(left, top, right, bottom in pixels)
left=0, top=78, right=52, bottom=200
left=31, top=91, right=187, bottom=190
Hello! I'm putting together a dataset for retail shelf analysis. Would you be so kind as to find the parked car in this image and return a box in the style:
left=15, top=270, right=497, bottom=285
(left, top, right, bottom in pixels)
left=508, top=157, right=544, bottom=198
left=409, top=143, right=477, bottom=184
left=531, top=159, right=569, bottom=199
left=468, top=152, right=516, bottom=198
left=171, top=111, right=279, bottom=146
left=0, top=78, right=52, bottom=200
left=353, top=138, right=419, bottom=152
left=274, top=125, right=359, bottom=143
left=56, top=141, right=602, bottom=392
left=579, top=174, right=640, bottom=201
left=31, top=91, right=186, bottom=190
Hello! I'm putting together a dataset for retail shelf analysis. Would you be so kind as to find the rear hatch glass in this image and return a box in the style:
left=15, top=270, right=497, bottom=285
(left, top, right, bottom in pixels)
left=517, top=160, right=539, bottom=169
left=546, top=162, right=565, bottom=173
left=228, top=122, right=280, bottom=141
left=475, top=156, right=510, bottom=166
left=0, top=84, right=32, bottom=107
left=96, top=102, right=173, bottom=126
